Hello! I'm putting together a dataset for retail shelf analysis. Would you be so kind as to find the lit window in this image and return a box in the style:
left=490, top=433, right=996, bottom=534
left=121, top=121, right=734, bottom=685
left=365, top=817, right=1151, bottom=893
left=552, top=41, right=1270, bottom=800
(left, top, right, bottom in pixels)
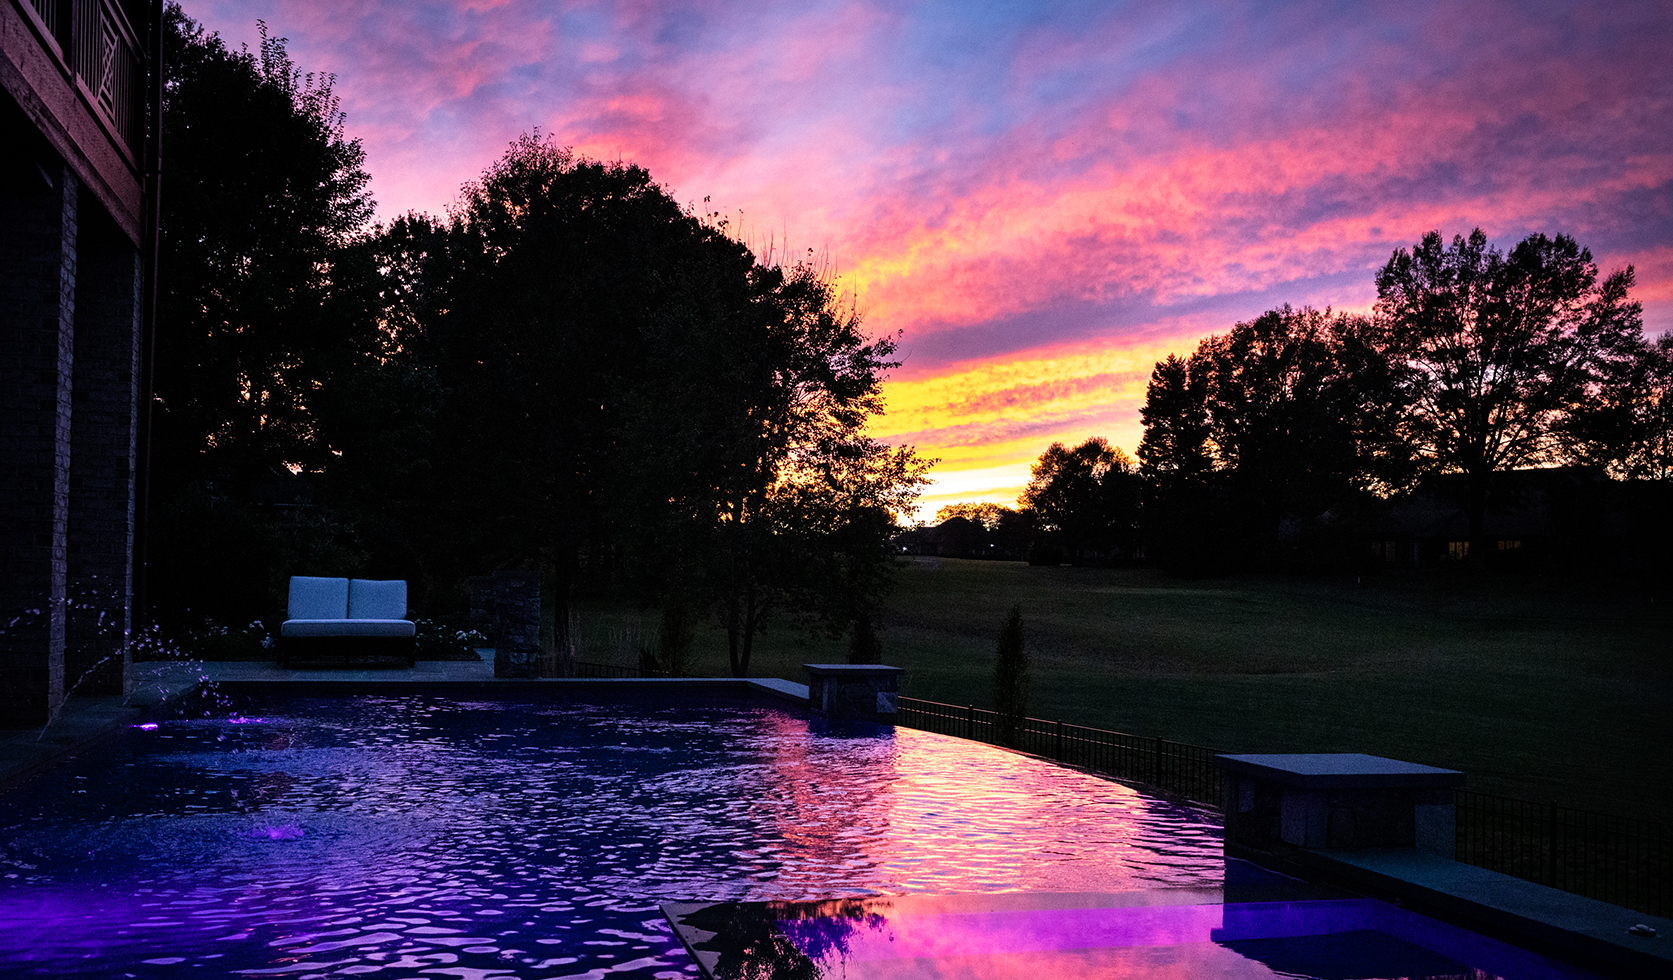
left=1448, top=541, right=1469, bottom=560
left=1498, top=540, right=1520, bottom=551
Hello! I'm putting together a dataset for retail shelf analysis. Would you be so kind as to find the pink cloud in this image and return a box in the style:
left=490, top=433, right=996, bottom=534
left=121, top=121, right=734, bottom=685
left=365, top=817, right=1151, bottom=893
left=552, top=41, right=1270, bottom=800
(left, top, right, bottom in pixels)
left=180, top=0, right=1673, bottom=507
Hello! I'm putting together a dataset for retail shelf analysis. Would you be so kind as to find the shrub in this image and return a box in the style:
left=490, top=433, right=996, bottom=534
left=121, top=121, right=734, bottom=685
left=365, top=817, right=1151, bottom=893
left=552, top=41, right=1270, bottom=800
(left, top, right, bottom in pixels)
left=847, top=611, right=883, bottom=664
left=992, top=604, right=1030, bottom=746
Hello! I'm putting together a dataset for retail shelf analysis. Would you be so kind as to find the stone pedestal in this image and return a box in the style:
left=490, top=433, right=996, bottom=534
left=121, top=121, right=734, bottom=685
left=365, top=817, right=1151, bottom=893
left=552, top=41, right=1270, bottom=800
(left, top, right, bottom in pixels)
left=1217, top=753, right=1465, bottom=857
left=469, top=571, right=541, bottom=678
left=803, top=664, right=903, bottom=722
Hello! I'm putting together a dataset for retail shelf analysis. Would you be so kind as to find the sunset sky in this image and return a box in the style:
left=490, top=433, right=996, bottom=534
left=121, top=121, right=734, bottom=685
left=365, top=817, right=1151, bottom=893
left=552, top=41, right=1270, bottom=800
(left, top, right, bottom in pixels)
left=187, top=0, right=1673, bottom=519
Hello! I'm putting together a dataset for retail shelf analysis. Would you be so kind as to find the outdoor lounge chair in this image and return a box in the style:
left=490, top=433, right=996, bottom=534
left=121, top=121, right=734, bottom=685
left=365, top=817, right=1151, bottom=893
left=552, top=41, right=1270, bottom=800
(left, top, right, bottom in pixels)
left=278, top=576, right=416, bottom=668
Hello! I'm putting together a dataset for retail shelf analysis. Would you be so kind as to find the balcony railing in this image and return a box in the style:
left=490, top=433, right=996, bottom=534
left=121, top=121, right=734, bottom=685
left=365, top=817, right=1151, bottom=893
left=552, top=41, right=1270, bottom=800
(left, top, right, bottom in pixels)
left=21, top=0, right=144, bottom=159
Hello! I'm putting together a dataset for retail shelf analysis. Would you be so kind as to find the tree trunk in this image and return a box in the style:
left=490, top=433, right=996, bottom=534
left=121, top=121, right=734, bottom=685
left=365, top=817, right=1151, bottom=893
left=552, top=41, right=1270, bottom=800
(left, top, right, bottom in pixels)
left=550, top=591, right=575, bottom=677
left=1465, top=469, right=1490, bottom=571
left=726, top=595, right=743, bottom=678
left=730, top=582, right=758, bottom=678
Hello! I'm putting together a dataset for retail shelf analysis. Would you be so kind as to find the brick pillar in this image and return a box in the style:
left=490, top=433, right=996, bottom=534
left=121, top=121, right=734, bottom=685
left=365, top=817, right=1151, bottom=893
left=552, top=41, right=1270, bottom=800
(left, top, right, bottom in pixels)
left=66, top=204, right=140, bottom=697
left=0, top=160, right=77, bottom=726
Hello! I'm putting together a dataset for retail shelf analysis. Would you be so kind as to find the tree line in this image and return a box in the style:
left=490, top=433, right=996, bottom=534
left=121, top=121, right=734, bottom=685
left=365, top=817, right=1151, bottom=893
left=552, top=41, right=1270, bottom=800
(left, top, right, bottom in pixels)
left=148, top=6, right=927, bottom=674
left=937, top=231, right=1671, bottom=575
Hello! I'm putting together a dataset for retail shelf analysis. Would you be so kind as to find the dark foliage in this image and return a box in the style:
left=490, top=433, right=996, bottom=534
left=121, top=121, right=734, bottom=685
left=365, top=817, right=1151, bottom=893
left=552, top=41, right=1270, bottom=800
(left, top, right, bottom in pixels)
left=1122, top=229, right=1659, bottom=577
left=1019, top=438, right=1142, bottom=564
left=385, top=136, right=928, bottom=675
left=146, top=12, right=928, bottom=656
left=149, top=5, right=379, bottom=627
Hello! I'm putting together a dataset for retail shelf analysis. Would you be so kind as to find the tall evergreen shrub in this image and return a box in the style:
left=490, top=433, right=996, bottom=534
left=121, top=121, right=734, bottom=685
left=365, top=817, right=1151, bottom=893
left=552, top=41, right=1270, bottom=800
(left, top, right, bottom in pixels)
left=848, top=611, right=882, bottom=664
left=992, top=604, right=1030, bottom=746
left=657, top=596, right=695, bottom=676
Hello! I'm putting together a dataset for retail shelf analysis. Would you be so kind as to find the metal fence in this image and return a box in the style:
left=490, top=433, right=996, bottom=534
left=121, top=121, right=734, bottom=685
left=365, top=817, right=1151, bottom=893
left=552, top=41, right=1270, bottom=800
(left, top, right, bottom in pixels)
left=574, top=660, right=675, bottom=679
left=895, top=696, right=1223, bottom=807
left=1456, top=791, right=1671, bottom=918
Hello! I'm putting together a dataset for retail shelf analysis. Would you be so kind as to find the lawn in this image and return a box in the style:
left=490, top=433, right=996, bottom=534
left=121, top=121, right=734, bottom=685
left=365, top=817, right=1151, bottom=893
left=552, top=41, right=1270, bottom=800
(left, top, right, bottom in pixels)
left=574, top=557, right=1671, bottom=824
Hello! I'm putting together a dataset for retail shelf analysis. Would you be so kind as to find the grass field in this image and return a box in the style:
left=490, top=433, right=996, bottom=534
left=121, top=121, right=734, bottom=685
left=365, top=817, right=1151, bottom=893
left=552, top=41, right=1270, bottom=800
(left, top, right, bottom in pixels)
left=573, top=557, right=1671, bottom=824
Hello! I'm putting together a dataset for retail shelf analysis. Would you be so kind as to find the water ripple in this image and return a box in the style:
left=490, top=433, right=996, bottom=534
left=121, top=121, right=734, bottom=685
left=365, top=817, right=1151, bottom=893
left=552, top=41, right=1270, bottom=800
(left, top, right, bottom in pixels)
left=0, top=693, right=1221, bottom=978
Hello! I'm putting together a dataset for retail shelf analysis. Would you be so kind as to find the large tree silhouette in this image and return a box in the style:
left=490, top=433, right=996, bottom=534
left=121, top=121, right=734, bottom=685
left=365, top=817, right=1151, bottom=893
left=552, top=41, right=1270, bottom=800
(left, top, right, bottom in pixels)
left=1020, top=438, right=1140, bottom=563
left=1374, top=229, right=1644, bottom=558
left=400, top=137, right=926, bottom=674
left=149, top=5, right=378, bottom=623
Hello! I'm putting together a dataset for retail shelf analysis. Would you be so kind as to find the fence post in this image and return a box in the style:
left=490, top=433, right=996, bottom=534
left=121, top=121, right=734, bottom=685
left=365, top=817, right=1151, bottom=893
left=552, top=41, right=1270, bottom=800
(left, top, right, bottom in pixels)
left=1155, top=736, right=1165, bottom=788
left=966, top=704, right=975, bottom=741
left=1055, top=719, right=1064, bottom=760
left=1547, top=800, right=1559, bottom=888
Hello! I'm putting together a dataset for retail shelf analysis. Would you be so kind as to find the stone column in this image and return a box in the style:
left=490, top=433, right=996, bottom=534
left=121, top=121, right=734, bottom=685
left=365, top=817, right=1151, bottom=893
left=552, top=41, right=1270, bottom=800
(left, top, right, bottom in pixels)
left=66, top=203, right=141, bottom=697
left=804, top=664, right=904, bottom=723
left=471, top=571, right=542, bottom=678
left=0, top=160, right=77, bottom=726
left=1217, top=753, right=1465, bottom=857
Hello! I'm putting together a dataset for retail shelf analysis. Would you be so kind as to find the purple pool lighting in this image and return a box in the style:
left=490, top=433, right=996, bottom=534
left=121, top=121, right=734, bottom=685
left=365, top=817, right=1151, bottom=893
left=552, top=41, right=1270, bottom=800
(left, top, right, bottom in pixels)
left=663, top=888, right=1607, bottom=979
left=0, top=691, right=1222, bottom=978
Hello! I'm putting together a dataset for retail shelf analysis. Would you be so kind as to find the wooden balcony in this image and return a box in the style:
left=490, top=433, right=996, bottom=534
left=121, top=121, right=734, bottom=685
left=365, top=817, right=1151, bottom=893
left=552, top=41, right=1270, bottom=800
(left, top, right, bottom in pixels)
left=3, top=0, right=153, bottom=242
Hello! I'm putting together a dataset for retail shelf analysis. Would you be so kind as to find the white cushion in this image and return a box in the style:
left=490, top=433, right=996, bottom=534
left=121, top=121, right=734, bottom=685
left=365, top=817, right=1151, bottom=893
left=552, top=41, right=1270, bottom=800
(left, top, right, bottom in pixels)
left=281, top=618, right=416, bottom=638
left=349, top=579, right=407, bottom=620
left=289, top=576, right=348, bottom=620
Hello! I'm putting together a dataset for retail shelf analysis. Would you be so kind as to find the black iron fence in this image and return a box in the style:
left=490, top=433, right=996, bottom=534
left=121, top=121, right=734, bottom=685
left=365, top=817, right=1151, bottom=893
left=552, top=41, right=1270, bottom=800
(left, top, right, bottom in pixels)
left=574, top=660, right=678, bottom=679
left=895, top=696, right=1223, bottom=807
left=1456, top=791, right=1671, bottom=918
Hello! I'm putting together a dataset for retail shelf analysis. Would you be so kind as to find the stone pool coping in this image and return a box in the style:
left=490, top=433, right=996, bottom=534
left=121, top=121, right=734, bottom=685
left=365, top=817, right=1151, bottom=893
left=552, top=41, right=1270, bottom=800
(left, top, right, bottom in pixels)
left=1238, top=843, right=1673, bottom=979
left=5, top=661, right=1664, bottom=979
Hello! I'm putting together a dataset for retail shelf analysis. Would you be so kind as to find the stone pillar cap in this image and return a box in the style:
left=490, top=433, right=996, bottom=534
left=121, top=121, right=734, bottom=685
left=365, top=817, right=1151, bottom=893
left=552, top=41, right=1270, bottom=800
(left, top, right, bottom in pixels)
left=803, top=664, right=904, bottom=674
left=1216, top=752, right=1465, bottom=789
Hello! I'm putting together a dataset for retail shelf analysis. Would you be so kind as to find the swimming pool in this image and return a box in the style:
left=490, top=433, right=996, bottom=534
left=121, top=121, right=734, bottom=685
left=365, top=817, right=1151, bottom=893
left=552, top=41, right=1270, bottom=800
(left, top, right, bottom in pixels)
left=0, top=690, right=1223, bottom=978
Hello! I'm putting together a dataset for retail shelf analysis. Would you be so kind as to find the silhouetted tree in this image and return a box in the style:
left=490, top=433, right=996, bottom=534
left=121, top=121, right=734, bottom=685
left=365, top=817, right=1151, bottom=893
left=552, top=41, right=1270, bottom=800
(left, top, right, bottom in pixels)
left=847, top=610, right=882, bottom=664
left=1137, top=352, right=1221, bottom=572
left=1375, top=229, right=1645, bottom=558
left=423, top=137, right=762, bottom=668
left=384, top=137, right=927, bottom=675
left=1020, top=438, right=1140, bottom=563
left=934, top=502, right=1011, bottom=530
left=1194, top=306, right=1400, bottom=559
left=149, top=5, right=378, bottom=624
left=1561, top=331, right=1673, bottom=481
left=1136, top=307, right=1403, bottom=571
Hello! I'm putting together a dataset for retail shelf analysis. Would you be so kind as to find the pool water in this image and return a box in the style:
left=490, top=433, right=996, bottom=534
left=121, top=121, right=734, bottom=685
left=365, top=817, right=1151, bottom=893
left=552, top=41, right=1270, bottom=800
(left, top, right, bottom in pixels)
left=668, top=888, right=1606, bottom=979
left=0, top=691, right=1222, bottom=978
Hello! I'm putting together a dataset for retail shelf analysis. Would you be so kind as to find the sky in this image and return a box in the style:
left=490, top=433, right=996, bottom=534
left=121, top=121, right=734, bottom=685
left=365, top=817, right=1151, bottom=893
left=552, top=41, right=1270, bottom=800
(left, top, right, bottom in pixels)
left=186, top=0, right=1673, bottom=519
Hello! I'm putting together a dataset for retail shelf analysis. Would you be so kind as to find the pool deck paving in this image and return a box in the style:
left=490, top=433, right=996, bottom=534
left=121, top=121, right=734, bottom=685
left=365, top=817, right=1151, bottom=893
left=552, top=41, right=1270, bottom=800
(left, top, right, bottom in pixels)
left=2, top=658, right=1665, bottom=978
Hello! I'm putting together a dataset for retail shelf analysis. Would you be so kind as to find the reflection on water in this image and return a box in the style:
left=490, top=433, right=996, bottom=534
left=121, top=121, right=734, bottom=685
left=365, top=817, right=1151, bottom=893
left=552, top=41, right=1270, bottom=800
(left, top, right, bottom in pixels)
left=669, top=891, right=1603, bottom=980
left=0, top=692, right=1221, bottom=978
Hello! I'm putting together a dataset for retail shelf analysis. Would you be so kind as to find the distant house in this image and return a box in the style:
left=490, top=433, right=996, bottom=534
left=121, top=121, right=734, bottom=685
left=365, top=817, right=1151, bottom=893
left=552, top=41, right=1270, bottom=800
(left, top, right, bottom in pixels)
left=1360, top=467, right=1645, bottom=571
left=896, top=516, right=980, bottom=558
left=895, top=516, right=1013, bottom=560
left=2, top=0, right=162, bottom=725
